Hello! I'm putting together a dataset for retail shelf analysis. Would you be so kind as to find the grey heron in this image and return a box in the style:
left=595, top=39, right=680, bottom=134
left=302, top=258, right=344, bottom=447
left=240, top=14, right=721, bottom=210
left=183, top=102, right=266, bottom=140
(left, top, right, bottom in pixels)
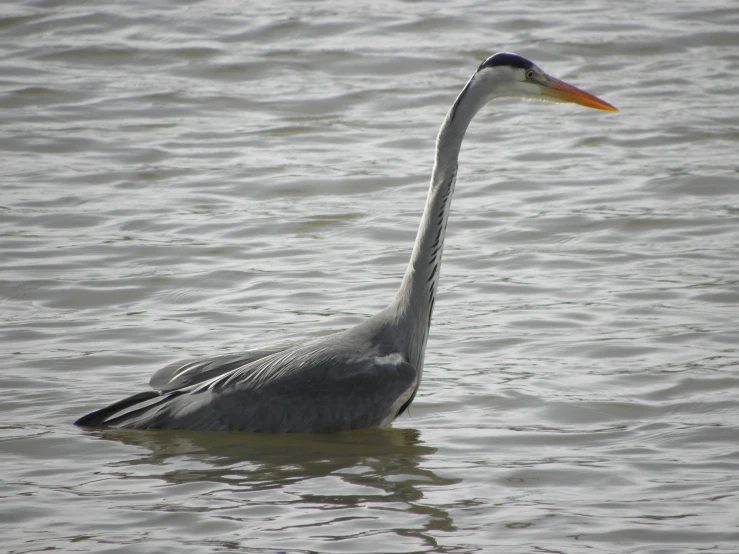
left=75, top=53, right=617, bottom=433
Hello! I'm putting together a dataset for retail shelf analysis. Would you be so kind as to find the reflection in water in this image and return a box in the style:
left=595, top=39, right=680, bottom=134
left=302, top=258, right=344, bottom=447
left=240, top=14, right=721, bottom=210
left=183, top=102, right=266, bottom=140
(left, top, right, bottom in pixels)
left=5, top=0, right=739, bottom=551
left=93, top=427, right=459, bottom=544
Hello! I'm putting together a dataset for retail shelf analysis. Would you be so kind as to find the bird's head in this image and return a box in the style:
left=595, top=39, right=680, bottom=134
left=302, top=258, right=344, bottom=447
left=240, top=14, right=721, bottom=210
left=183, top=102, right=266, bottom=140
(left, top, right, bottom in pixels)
left=472, top=52, right=617, bottom=112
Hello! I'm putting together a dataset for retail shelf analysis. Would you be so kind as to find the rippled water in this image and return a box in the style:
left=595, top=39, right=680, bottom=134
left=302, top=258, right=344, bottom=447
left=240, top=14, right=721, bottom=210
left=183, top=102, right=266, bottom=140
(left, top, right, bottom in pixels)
left=2, top=0, right=738, bottom=552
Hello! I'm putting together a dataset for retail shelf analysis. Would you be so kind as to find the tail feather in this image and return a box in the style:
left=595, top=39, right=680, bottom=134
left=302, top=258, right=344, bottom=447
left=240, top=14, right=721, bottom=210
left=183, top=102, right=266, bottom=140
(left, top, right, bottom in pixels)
left=75, top=391, right=162, bottom=427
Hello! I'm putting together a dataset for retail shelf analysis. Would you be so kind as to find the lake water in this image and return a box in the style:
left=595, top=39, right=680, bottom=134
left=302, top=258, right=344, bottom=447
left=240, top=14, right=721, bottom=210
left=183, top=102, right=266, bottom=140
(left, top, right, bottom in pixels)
left=1, top=0, right=738, bottom=552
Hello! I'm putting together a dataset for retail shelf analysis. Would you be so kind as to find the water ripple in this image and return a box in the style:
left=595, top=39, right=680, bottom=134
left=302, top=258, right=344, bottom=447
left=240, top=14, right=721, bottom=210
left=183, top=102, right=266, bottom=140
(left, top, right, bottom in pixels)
left=1, top=1, right=738, bottom=553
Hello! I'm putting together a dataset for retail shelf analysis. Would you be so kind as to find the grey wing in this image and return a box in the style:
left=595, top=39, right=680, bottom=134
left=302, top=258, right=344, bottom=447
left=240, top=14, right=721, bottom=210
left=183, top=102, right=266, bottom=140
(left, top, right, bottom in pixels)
left=149, top=344, right=295, bottom=392
left=119, top=349, right=418, bottom=433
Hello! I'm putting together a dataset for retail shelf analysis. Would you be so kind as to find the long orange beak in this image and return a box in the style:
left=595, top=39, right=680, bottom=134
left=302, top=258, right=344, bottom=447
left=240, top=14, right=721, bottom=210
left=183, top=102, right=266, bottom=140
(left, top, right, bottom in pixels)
left=541, top=77, right=618, bottom=112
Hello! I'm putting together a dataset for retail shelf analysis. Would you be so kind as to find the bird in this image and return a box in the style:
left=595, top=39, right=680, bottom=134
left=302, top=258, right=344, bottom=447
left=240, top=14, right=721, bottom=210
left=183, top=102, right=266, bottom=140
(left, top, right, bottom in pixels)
left=75, top=52, right=617, bottom=433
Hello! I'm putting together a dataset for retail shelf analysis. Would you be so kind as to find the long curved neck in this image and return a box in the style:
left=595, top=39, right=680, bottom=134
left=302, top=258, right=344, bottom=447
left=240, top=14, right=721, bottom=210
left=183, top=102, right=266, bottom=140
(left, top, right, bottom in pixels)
left=389, top=73, right=494, bottom=368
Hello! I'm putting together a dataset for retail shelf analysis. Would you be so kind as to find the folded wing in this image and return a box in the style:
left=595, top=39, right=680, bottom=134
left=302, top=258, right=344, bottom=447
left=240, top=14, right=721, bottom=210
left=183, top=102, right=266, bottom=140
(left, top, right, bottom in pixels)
left=77, top=342, right=417, bottom=433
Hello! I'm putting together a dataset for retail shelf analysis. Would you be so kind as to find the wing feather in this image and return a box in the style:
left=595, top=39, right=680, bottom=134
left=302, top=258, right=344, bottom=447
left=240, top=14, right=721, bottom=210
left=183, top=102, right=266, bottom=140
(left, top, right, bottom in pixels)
left=104, top=347, right=417, bottom=433
left=149, top=344, right=295, bottom=392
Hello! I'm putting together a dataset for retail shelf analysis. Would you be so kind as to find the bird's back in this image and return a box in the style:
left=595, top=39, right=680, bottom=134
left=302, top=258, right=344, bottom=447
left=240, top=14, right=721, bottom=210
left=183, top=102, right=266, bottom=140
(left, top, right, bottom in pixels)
left=76, top=317, right=419, bottom=433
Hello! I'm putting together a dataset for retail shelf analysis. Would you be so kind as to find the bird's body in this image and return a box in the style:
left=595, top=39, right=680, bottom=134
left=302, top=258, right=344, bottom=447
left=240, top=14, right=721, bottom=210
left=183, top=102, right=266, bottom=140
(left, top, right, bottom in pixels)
left=82, top=313, right=417, bottom=432
left=75, top=53, right=616, bottom=433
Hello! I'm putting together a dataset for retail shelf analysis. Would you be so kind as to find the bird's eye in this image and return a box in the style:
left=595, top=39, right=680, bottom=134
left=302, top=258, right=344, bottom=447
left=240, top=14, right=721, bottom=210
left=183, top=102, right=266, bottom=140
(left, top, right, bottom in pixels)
left=525, top=70, right=535, bottom=79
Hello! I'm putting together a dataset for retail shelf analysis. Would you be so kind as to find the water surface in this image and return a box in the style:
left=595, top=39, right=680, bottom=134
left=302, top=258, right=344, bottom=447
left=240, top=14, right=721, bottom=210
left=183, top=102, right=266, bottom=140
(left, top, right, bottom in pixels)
left=1, top=1, right=738, bottom=552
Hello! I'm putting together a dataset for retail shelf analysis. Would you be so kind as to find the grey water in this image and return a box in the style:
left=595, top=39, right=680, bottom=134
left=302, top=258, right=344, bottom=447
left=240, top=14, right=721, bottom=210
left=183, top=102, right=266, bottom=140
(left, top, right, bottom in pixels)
left=1, top=1, right=738, bottom=552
